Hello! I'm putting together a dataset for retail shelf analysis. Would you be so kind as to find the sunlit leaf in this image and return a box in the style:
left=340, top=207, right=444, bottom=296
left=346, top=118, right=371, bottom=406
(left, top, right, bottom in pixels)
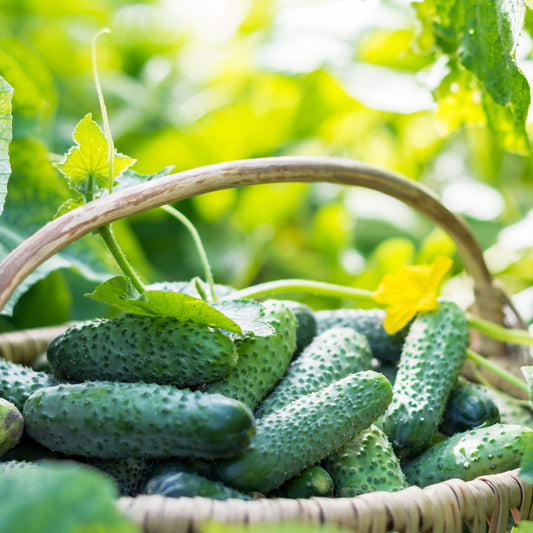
left=86, top=276, right=275, bottom=335
left=414, top=0, right=531, bottom=154
left=55, top=113, right=135, bottom=194
left=0, top=139, right=127, bottom=315
left=0, top=76, right=13, bottom=219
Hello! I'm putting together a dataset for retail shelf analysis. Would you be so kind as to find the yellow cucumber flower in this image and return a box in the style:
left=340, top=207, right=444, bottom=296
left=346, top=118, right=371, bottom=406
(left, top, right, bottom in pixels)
left=373, top=255, right=453, bottom=334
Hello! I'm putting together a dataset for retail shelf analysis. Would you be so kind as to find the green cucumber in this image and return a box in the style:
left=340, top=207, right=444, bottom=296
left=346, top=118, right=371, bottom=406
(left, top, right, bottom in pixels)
left=403, top=423, right=532, bottom=488
left=275, top=465, right=334, bottom=498
left=440, top=377, right=500, bottom=435
left=255, top=327, right=373, bottom=418
left=23, top=381, right=255, bottom=460
left=381, top=300, right=469, bottom=460
left=88, top=457, right=153, bottom=496
left=284, top=300, right=317, bottom=359
left=323, top=424, right=407, bottom=497
left=0, top=398, right=24, bottom=456
left=211, top=370, right=392, bottom=493
left=144, top=471, right=252, bottom=500
left=315, top=308, right=406, bottom=363
left=202, top=299, right=297, bottom=410
left=0, top=359, right=60, bottom=412
left=47, top=315, right=237, bottom=387
left=488, top=389, right=533, bottom=426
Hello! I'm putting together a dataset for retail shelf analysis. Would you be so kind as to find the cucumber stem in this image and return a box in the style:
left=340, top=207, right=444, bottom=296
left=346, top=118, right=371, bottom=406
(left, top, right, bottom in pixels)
left=161, top=204, right=216, bottom=302
left=466, top=348, right=528, bottom=395
left=98, top=225, right=145, bottom=297
left=231, top=278, right=379, bottom=304
left=468, top=313, right=533, bottom=345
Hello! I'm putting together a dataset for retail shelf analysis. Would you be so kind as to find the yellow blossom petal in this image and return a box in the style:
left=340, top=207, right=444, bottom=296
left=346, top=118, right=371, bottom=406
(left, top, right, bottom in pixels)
left=373, top=255, right=453, bottom=334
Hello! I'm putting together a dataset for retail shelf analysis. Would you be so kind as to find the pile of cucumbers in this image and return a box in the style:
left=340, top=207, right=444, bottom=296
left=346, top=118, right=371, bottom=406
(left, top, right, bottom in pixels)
left=0, top=282, right=532, bottom=501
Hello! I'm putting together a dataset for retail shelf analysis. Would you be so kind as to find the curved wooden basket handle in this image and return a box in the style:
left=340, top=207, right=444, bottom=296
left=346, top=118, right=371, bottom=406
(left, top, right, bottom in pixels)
left=0, top=156, right=507, bottom=341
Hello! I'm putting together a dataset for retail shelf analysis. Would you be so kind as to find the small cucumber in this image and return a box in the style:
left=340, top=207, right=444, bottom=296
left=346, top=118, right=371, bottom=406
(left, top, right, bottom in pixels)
left=0, top=359, right=60, bottom=412
left=0, top=398, right=24, bottom=456
left=440, top=377, right=500, bottom=435
left=275, top=465, right=334, bottom=498
left=255, top=327, right=373, bottom=418
left=88, top=457, right=153, bottom=496
left=144, top=471, right=252, bottom=500
left=203, top=300, right=297, bottom=411
left=211, top=370, right=392, bottom=493
left=315, top=308, right=406, bottom=363
left=324, top=424, right=407, bottom=497
left=23, top=381, right=255, bottom=460
left=47, top=316, right=237, bottom=388
left=488, top=389, right=533, bottom=426
left=403, top=423, right=533, bottom=488
left=381, top=300, right=469, bottom=459
left=284, top=300, right=317, bottom=359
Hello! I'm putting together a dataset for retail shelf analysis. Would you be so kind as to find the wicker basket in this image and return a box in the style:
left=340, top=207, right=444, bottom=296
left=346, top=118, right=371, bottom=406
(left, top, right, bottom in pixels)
left=0, top=156, right=532, bottom=533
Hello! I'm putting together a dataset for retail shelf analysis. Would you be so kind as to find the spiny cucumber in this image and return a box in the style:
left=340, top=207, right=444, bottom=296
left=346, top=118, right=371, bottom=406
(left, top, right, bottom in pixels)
left=381, top=300, right=469, bottom=459
left=274, top=465, right=334, bottom=498
left=323, top=424, right=407, bottom=497
left=23, top=381, right=255, bottom=460
left=402, top=423, right=532, bottom=488
left=315, top=308, right=406, bottom=363
left=144, top=471, right=252, bottom=500
left=0, top=398, right=24, bottom=456
left=202, top=299, right=298, bottom=411
left=0, top=359, right=60, bottom=412
left=211, top=370, right=392, bottom=493
left=255, top=326, right=373, bottom=418
left=284, top=300, right=317, bottom=359
left=440, top=377, right=500, bottom=435
left=87, top=457, right=153, bottom=496
left=47, top=315, right=237, bottom=388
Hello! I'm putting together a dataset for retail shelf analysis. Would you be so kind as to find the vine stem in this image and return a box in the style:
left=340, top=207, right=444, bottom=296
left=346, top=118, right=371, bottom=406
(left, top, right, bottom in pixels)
left=160, top=205, right=216, bottom=302
left=466, top=348, right=529, bottom=395
left=98, top=226, right=145, bottom=296
left=230, top=278, right=379, bottom=304
left=467, top=313, right=533, bottom=345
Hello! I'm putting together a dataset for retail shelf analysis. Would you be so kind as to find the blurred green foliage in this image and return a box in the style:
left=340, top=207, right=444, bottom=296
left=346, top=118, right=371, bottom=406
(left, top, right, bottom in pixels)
left=2, top=0, right=533, bottom=327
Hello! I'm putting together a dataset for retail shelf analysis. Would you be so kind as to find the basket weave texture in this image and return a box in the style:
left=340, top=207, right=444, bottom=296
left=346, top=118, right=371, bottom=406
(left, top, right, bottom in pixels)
left=0, top=157, right=532, bottom=533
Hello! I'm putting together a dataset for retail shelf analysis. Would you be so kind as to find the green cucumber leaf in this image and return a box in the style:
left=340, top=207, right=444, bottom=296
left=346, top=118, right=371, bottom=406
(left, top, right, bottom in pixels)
left=0, top=461, right=140, bottom=533
left=0, top=139, right=126, bottom=316
left=0, top=76, right=13, bottom=219
left=113, top=165, right=175, bottom=191
left=516, top=521, right=533, bottom=533
left=54, top=113, right=135, bottom=196
left=86, top=276, right=275, bottom=336
left=414, top=0, right=531, bottom=154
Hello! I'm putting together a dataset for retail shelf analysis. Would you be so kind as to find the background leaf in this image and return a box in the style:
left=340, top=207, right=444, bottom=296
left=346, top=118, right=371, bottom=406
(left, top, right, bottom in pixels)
left=0, top=76, right=12, bottom=219
left=0, top=461, right=141, bottom=533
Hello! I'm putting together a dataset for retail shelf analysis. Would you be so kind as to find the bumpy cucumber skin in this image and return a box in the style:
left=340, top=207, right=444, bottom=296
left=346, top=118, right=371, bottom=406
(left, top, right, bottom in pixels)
left=211, top=371, right=392, bottom=494
left=0, top=398, right=24, bottom=456
left=324, top=424, right=407, bottom=497
left=284, top=300, right=317, bottom=359
left=403, top=423, right=532, bottom=488
left=88, top=457, right=152, bottom=496
left=47, top=315, right=237, bottom=388
left=275, top=465, right=334, bottom=498
left=315, top=308, right=406, bottom=363
left=202, top=300, right=298, bottom=411
left=381, top=300, right=469, bottom=460
left=23, top=381, right=255, bottom=460
left=0, top=359, right=60, bottom=411
left=488, top=389, right=533, bottom=426
left=255, top=327, right=373, bottom=418
left=144, top=471, right=252, bottom=500
left=440, top=377, right=500, bottom=436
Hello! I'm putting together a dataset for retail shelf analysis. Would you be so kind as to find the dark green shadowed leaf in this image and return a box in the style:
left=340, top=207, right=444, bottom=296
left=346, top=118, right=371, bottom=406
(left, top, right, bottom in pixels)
left=0, top=76, right=13, bottom=218
left=0, top=461, right=141, bottom=533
